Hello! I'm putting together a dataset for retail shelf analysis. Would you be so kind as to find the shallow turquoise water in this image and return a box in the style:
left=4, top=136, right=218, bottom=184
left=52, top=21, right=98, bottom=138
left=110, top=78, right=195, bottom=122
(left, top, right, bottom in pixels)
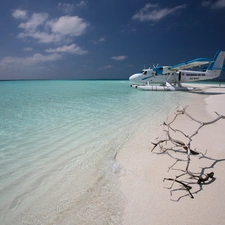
left=0, top=80, right=195, bottom=224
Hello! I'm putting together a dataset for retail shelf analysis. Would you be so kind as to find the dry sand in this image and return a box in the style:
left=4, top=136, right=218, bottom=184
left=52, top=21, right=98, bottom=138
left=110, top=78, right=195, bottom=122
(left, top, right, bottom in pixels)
left=117, top=84, right=225, bottom=225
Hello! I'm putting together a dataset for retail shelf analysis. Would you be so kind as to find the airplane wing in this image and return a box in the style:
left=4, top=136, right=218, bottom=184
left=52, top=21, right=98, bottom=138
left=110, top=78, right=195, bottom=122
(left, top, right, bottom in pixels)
left=170, top=58, right=212, bottom=70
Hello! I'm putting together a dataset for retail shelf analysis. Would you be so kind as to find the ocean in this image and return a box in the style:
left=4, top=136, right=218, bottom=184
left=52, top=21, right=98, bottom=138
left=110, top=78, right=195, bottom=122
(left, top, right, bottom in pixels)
left=0, top=80, right=197, bottom=225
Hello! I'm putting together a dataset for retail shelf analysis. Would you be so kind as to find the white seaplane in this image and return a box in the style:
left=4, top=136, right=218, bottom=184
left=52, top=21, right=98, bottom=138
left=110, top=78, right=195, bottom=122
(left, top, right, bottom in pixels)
left=129, top=50, right=225, bottom=91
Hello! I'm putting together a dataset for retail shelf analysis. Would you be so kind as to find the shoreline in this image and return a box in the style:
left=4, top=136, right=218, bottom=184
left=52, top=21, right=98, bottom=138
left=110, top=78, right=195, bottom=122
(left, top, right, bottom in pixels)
left=117, top=84, right=225, bottom=225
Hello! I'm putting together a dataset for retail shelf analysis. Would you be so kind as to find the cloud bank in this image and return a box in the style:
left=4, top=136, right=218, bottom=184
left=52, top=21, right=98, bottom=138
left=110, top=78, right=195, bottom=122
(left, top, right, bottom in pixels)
left=45, top=44, right=87, bottom=55
left=0, top=53, right=61, bottom=67
left=16, top=11, right=89, bottom=44
left=1, top=7, right=89, bottom=69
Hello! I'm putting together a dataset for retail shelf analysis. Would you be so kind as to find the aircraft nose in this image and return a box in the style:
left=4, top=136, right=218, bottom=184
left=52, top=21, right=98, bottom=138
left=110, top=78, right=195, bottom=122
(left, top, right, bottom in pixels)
left=129, top=74, right=139, bottom=82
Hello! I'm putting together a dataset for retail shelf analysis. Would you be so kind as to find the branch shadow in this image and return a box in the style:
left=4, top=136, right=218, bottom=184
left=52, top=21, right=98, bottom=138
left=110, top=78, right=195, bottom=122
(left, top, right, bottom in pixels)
left=151, top=106, right=225, bottom=201
left=166, top=154, right=225, bottom=201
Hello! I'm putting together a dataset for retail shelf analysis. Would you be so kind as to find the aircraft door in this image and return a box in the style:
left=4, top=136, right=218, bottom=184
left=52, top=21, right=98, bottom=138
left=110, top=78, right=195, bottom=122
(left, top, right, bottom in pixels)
left=178, top=71, right=181, bottom=81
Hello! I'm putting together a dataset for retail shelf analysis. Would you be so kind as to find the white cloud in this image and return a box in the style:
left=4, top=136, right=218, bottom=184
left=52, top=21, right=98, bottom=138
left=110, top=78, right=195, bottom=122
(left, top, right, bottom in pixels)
left=93, top=37, right=105, bottom=44
left=77, top=0, right=88, bottom=8
left=0, top=53, right=61, bottom=67
left=12, top=9, right=27, bottom=19
left=213, top=0, right=225, bottom=8
left=98, top=65, right=113, bottom=70
left=9, top=9, right=90, bottom=70
left=45, top=44, right=87, bottom=55
left=104, top=65, right=113, bottom=68
left=15, top=10, right=89, bottom=44
left=201, top=0, right=225, bottom=8
left=58, top=3, right=74, bottom=14
left=23, top=47, right=33, bottom=51
left=201, top=0, right=211, bottom=7
left=18, top=31, right=62, bottom=43
left=19, top=13, right=48, bottom=31
left=57, top=1, right=88, bottom=13
left=16, top=12, right=56, bottom=43
left=111, top=55, right=127, bottom=61
left=47, top=16, right=89, bottom=37
left=99, top=37, right=105, bottom=42
left=132, top=3, right=187, bottom=22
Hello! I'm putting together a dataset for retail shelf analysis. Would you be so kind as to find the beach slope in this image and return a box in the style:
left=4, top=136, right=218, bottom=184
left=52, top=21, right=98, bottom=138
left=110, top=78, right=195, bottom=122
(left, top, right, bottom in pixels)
left=118, top=85, right=225, bottom=225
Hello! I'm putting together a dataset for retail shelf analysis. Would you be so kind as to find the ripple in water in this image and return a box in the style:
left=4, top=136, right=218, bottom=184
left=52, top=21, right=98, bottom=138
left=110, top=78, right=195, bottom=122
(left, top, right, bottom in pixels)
left=0, top=80, right=194, bottom=224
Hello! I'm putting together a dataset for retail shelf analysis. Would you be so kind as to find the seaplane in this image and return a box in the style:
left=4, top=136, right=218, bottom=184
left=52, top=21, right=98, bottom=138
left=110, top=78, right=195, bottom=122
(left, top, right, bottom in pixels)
left=129, top=50, right=225, bottom=91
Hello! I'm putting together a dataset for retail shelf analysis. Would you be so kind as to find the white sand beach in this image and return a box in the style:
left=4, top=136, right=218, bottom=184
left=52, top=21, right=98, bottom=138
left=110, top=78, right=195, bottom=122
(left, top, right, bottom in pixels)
left=117, top=84, right=225, bottom=225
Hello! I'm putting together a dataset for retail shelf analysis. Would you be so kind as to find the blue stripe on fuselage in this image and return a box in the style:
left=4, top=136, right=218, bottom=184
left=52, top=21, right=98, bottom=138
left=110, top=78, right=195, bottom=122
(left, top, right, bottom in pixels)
left=142, top=75, right=154, bottom=80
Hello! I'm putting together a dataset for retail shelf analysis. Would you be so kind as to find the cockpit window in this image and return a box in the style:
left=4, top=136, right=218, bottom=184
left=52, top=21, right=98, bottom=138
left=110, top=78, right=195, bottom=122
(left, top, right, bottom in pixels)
left=142, top=70, right=147, bottom=75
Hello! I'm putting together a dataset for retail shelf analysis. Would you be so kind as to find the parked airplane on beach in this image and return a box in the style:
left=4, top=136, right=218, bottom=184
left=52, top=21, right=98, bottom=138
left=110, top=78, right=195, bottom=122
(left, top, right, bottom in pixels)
left=129, top=50, right=225, bottom=91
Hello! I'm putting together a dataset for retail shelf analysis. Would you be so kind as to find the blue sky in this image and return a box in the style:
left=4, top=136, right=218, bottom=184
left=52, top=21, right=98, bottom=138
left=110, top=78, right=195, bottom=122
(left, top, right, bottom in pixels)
left=0, top=0, right=225, bottom=80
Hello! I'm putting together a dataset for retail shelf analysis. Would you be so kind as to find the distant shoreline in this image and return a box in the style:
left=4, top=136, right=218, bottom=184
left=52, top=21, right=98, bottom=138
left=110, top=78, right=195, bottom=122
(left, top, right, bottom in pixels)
left=0, top=79, right=129, bottom=82
left=1, top=79, right=225, bottom=82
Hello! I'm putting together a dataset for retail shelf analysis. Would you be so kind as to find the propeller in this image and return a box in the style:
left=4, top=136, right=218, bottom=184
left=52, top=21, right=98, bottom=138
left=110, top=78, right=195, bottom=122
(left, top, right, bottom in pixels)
left=153, top=64, right=159, bottom=68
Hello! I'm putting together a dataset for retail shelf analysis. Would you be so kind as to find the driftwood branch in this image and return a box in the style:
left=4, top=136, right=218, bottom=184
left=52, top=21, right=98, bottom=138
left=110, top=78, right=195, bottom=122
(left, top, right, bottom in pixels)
left=152, top=106, right=225, bottom=199
left=164, top=178, right=194, bottom=198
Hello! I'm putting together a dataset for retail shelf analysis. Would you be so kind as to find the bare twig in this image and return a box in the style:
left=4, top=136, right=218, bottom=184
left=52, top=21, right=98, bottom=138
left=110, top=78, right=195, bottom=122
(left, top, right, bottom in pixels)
left=152, top=106, right=225, bottom=199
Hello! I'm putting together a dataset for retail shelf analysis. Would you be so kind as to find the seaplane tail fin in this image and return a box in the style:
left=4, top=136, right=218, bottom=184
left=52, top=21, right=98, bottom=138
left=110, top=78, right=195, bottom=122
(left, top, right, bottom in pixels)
left=206, top=50, right=225, bottom=78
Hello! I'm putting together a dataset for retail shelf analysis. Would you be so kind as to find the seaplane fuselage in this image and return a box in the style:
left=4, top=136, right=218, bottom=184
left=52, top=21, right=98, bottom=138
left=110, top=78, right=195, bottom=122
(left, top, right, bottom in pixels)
left=129, top=51, right=225, bottom=86
left=129, top=66, right=219, bottom=85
